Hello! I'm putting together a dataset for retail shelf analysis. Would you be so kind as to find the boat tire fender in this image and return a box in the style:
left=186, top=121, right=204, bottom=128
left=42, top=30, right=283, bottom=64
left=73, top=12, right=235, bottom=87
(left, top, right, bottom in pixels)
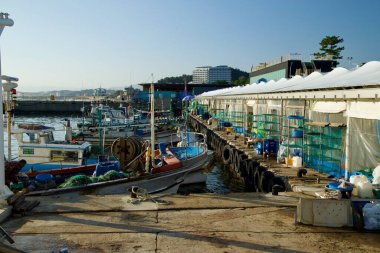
left=253, top=166, right=261, bottom=192
left=237, top=153, right=248, bottom=177
left=222, top=145, right=232, bottom=165
left=260, top=170, right=275, bottom=193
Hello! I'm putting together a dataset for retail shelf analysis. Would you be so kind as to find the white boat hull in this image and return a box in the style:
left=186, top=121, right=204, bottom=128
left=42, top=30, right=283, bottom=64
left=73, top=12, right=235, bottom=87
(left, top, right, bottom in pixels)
left=26, top=151, right=208, bottom=196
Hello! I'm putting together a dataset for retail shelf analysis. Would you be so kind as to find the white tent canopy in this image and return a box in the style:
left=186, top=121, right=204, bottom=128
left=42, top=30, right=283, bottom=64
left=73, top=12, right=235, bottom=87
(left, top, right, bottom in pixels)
left=197, top=61, right=380, bottom=98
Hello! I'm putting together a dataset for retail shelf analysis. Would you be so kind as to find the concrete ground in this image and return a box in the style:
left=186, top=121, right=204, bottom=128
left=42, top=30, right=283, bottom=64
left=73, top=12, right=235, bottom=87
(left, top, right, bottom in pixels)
left=0, top=192, right=379, bottom=253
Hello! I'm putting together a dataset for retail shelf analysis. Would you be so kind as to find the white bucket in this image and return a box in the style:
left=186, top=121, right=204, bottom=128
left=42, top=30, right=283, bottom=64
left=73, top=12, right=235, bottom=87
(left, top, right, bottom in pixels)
left=292, top=156, right=302, bottom=168
left=358, top=181, right=374, bottom=198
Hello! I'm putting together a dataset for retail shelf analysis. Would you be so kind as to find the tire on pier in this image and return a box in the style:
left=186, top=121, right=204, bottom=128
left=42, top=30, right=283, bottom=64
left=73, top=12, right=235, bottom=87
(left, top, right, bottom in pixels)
left=272, top=176, right=286, bottom=192
left=206, top=130, right=212, bottom=147
left=258, top=166, right=274, bottom=193
left=216, top=138, right=223, bottom=157
left=245, top=160, right=259, bottom=192
left=259, top=170, right=275, bottom=193
left=231, top=149, right=240, bottom=173
left=219, top=140, right=226, bottom=158
left=239, top=158, right=248, bottom=179
left=256, top=166, right=268, bottom=192
left=237, top=153, right=248, bottom=177
left=222, top=145, right=232, bottom=165
left=194, top=122, right=200, bottom=132
left=213, top=137, right=219, bottom=155
left=241, top=159, right=255, bottom=192
left=212, top=135, right=217, bottom=150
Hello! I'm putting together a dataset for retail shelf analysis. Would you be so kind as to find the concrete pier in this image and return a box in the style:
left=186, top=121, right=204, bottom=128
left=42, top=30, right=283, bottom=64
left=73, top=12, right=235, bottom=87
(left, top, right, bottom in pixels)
left=1, top=193, right=379, bottom=252
left=187, top=114, right=335, bottom=195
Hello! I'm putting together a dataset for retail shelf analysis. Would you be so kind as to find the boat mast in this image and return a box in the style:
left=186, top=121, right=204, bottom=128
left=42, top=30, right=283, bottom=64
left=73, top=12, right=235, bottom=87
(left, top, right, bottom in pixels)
left=150, top=74, right=155, bottom=163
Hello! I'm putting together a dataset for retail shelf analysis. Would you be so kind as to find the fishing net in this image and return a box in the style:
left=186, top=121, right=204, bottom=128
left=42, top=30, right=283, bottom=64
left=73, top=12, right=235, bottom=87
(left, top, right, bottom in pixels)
left=97, top=170, right=123, bottom=182
left=58, top=170, right=130, bottom=188
left=58, top=174, right=93, bottom=188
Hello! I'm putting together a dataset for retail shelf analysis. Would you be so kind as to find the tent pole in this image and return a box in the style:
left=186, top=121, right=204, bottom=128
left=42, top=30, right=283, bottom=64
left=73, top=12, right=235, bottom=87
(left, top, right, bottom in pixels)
left=344, top=114, right=350, bottom=180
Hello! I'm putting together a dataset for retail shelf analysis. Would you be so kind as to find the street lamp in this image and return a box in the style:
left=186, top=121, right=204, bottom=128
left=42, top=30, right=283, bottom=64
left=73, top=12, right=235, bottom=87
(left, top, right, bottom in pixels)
left=2, top=75, right=18, bottom=162
left=0, top=12, right=14, bottom=197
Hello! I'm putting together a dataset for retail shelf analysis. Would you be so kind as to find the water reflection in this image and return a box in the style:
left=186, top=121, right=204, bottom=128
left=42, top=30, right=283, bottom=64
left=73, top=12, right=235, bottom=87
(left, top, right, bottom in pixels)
left=178, top=157, right=245, bottom=194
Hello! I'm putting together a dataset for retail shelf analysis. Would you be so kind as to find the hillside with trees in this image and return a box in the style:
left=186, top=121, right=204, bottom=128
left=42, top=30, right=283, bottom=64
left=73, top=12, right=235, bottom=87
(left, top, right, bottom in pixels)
left=231, top=68, right=249, bottom=85
left=157, top=74, right=192, bottom=84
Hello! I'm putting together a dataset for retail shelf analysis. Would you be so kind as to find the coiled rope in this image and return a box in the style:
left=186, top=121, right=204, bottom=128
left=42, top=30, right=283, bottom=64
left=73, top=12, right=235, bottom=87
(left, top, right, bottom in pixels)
left=126, top=186, right=172, bottom=206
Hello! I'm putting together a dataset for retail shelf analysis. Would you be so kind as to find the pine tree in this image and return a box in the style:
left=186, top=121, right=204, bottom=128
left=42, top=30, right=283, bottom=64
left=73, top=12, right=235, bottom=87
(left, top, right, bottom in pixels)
left=314, top=35, right=344, bottom=60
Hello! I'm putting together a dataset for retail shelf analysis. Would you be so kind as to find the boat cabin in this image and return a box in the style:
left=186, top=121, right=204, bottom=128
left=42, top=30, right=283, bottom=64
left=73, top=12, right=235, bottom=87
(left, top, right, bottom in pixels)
left=12, top=124, right=92, bottom=171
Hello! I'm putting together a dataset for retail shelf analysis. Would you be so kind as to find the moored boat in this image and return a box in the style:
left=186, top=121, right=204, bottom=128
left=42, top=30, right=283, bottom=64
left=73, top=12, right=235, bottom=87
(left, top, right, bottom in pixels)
left=21, top=131, right=208, bottom=196
left=12, top=122, right=95, bottom=173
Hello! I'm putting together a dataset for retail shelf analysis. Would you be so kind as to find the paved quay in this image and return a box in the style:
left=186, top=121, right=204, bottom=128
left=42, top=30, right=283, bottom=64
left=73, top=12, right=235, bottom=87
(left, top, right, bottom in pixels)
left=1, top=192, right=379, bottom=253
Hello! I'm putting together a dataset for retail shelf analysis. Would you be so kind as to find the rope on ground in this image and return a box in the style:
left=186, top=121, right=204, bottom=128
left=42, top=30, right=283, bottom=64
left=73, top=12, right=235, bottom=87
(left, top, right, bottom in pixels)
left=126, top=186, right=172, bottom=206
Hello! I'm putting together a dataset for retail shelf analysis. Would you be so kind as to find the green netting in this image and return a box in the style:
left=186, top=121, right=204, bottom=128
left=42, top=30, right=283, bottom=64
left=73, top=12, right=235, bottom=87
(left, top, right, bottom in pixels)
left=10, top=182, right=24, bottom=192
left=230, top=111, right=245, bottom=134
left=251, top=114, right=280, bottom=139
left=197, top=104, right=209, bottom=115
left=304, top=124, right=344, bottom=177
left=98, top=170, right=123, bottom=182
left=213, top=109, right=224, bottom=119
left=58, top=170, right=129, bottom=188
left=279, top=116, right=304, bottom=159
left=59, top=174, right=93, bottom=188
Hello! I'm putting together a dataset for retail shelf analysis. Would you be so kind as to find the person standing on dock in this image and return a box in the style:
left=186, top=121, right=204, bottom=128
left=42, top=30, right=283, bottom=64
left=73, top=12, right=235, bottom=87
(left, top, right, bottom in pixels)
left=207, top=116, right=213, bottom=125
left=5, top=160, right=26, bottom=186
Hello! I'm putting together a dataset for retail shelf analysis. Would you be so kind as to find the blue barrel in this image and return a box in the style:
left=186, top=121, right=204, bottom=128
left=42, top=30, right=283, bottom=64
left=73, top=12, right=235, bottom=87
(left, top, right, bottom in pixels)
left=292, top=129, right=303, bottom=138
left=94, top=161, right=120, bottom=176
left=135, top=129, right=144, bottom=136
left=264, top=139, right=277, bottom=154
left=35, top=173, right=53, bottom=184
left=159, top=142, right=167, bottom=155
left=256, top=142, right=263, bottom=155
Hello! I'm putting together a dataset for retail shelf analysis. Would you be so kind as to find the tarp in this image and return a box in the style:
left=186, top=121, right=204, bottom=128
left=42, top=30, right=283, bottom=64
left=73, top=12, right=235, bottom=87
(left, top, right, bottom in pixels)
left=347, top=101, right=380, bottom=120
left=311, top=101, right=346, bottom=113
left=349, top=117, right=380, bottom=172
left=182, top=95, right=194, bottom=101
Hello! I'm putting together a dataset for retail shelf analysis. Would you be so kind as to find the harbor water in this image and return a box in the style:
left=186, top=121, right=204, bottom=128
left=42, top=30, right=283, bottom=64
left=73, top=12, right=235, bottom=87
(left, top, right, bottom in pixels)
left=4, top=116, right=244, bottom=194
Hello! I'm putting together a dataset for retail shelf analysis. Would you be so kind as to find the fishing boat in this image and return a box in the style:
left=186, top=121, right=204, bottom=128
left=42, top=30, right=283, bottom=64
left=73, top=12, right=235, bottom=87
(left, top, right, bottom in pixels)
left=12, top=121, right=95, bottom=173
left=14, top=81, right=208, bottom=196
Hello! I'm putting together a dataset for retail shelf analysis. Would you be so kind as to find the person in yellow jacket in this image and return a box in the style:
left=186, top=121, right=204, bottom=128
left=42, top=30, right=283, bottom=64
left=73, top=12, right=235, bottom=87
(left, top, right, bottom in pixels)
left=145, top=146, right=151, bottom=173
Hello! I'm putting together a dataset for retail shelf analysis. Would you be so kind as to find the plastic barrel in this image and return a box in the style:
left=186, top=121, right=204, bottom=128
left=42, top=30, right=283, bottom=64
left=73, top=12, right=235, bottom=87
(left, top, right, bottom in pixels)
left=256, top=142, right=263, bottom=155
left=159, top=142, right=167, bottom=155
left=35, top=173, right=53, bottom=184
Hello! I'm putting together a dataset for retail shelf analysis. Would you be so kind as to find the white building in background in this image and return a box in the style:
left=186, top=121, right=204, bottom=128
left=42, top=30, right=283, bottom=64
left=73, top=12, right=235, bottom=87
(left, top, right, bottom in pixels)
left=193, top=65, right=232, bottom=84
left=193, top=66, right=210, bottom=84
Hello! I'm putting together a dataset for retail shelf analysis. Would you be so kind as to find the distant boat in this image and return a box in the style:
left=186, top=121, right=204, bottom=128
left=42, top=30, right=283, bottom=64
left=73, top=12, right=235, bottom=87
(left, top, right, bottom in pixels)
left=74, top=102, right=181, bottom=149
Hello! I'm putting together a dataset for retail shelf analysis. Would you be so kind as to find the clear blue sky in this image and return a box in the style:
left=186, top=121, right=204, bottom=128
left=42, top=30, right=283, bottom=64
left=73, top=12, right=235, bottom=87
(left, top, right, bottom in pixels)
left=1, top=0, right=380, bottom=92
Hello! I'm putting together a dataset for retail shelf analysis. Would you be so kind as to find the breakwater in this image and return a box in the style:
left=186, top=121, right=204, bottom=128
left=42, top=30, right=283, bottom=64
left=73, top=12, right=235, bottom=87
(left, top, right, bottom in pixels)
left=13, top=100, right=123, bottom=115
